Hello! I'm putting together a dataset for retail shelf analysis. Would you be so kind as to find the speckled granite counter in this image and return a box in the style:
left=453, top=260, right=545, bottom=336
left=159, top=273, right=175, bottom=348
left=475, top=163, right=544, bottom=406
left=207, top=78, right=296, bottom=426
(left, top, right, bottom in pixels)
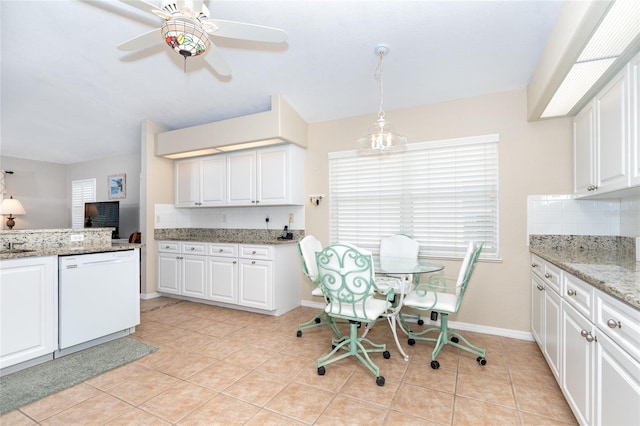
left=0, top=228, right=142, bottom=260
left=154, top=228, right=303, bottom=245
left=530, top=235, right=639, bottom=310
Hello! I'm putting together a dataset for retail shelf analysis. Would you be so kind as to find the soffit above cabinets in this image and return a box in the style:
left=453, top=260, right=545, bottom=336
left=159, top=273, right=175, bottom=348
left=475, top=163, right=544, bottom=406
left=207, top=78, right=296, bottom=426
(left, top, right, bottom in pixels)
left=527, top=0, right=640, bottom=121
left=156, top=95, right=308, bottom=159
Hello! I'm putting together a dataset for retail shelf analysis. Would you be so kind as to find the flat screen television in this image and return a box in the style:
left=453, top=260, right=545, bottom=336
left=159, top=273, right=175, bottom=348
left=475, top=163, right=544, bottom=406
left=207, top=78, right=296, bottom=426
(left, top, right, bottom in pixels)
left=84, top=201, right=119, bottom=239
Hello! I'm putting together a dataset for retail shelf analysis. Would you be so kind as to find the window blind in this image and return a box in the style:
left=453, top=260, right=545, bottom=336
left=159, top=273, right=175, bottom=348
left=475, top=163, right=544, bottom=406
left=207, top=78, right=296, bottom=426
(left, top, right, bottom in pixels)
left=329, top=134, right=499, bottom=259
left=71, top=179, right=96, bottom=229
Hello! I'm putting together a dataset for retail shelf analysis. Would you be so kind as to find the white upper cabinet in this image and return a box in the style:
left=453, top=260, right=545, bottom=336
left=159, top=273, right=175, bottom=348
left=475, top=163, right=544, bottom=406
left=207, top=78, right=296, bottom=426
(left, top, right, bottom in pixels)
left=227, top=144, right=305, bottom=206
left=574, top=51, right=640, bottom=197
left=175, top=155, right=226, bottom=207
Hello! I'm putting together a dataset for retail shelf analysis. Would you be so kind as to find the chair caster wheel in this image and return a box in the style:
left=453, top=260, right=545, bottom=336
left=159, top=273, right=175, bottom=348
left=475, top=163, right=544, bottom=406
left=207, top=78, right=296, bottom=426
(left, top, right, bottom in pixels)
left=376, top=376, right=385, bottom=386
left=296, top=330, right=302, bottom=338
left=477, top=357, right=487, bottom=366
left=417, top=319, right=424, bottom=325
left=430, top=360, right=440, bottom=369
left=408, top=338, right=416, bottom=346
left=318, top=366, right=325, bottom=375
left=451, top=336, right=459, bottom=343
left=383, top=351, right=391, bottom=359
left=314, top=317, right=322, bottom=324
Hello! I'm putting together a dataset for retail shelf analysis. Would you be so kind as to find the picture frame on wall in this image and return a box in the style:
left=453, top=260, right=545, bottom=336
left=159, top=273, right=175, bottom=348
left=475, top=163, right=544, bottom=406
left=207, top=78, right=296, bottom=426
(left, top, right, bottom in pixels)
left=108, top=173, right=126, bottom=199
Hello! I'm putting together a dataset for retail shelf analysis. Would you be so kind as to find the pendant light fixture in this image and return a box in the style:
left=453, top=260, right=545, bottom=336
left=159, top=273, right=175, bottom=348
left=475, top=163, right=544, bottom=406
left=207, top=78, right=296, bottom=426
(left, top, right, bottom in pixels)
left=357, top=44, right=407, bottom=155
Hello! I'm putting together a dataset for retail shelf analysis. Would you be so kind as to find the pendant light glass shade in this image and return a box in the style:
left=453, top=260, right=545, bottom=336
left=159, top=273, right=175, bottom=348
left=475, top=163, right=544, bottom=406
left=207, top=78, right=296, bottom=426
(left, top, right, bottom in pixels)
left=357, top=44, right=407, bottom=155
left=162, top=18, right=211, bottom=58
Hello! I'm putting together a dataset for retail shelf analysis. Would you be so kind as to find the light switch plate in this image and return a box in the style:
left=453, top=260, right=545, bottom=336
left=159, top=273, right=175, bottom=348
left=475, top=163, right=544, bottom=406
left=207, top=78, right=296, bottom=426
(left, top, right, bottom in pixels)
left=70, top=234, right=84, bottom=242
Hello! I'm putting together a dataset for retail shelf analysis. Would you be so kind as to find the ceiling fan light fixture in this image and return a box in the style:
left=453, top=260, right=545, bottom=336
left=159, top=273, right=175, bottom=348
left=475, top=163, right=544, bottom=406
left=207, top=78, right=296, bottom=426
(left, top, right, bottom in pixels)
left=161, top=18, right=210, bottom=58
left=357, top=44, right=407, bottom=155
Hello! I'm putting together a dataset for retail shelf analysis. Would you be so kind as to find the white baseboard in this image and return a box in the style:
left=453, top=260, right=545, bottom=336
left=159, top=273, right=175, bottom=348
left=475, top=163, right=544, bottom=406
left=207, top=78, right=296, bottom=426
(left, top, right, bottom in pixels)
left=299, top=300, right=534, bottom=341
left=140, top=292, right=161, bottom=300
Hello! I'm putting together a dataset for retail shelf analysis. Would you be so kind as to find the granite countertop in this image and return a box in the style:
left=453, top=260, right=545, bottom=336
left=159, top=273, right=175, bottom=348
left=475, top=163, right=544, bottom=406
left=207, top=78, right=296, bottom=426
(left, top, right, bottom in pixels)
left=154, top=228, right=302, bottom=246
left=0, top=243, right=143, bottom=261
left=529, top=247, right=639, bottom=310
left=157, top=236, right=299, bottom=245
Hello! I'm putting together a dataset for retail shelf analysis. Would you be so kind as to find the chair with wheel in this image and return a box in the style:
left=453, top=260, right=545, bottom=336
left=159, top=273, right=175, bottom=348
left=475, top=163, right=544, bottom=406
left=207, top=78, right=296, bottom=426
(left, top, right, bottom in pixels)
left=296, top=236, right=343, bottom=338
left=315, top=243, right=397, bottom=386
left=402, top=241, right=486, bottom=369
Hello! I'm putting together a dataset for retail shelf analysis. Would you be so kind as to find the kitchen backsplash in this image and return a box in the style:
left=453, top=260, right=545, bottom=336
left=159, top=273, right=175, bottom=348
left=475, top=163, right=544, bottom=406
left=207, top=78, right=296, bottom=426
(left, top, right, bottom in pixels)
left=527, top=195, right=640, bottom=242
left=154, top=204, right=306, bottom=231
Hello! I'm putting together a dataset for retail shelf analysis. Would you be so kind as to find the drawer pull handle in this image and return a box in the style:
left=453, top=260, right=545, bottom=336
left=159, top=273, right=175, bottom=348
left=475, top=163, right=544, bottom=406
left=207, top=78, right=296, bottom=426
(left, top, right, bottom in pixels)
left=567, top=289, right=576, bottom=296
left=544, top=273, right=552, bottom=279
left=536, top=284, right=544, bottom=291
left=607, top=319, right=621, bottom=329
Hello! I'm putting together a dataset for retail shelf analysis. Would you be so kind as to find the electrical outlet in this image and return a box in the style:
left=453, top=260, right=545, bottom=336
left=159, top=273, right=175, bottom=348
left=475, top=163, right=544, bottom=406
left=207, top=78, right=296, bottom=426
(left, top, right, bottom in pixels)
left=289, top=213, right=294, bottom=223
left=70, top=234, right=84, bottom=242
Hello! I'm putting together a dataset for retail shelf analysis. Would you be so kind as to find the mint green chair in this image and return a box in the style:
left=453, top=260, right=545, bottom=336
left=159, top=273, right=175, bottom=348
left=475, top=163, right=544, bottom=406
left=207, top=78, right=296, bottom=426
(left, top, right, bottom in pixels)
left=403, top=241, right=486, bottom=369
left=315, top=243, right=396, bottom=386
left=296, top=236, right=343, bottom=338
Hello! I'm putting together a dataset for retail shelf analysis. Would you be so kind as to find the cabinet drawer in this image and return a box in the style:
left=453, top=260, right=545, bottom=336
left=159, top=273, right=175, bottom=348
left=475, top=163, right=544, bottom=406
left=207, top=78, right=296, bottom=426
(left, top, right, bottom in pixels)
left=595, top=290, right=640, bottom=362
left=531, top=255, right=545, bottom=279
left=208, top=243, right=238, bottom=258
left=563, top=273, right=594, bottom=319
left=239, top=245, right=273, bottom=260
left=158, top=241, right=180, bottom=253
left=182, top=242, right=207, bottom=255
left=543, top=261, right=562, bottom=293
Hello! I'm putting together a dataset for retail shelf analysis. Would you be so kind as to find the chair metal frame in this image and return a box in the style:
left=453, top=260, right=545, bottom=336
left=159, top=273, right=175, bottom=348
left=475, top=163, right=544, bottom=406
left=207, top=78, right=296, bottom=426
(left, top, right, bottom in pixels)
left=403, top=241, right=486, bottom=369
left=296, top=236, right=342, bottom=338
left=315, top=243, right=396, bottom=386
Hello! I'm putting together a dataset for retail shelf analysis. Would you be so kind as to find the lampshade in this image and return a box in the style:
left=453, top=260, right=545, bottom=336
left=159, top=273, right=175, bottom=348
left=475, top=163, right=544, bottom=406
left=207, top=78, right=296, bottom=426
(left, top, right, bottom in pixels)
left=162, top=18, right=211, bottom=59
left=357, top=44, right=407, bottom=155
left=0, top=196, right=26, bottom=216
left=85, top=204, right=99, bottom=218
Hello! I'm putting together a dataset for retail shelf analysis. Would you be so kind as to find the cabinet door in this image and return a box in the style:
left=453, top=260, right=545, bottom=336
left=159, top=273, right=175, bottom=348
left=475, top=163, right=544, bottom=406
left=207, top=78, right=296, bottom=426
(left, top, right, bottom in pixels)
left=175, top=158, right=200, bottom=207
left=238, top=259, right=272, bottom=310
left=207, top=256, right=238, bottom=304
left=200, top=156, right=226, bottom=206
left=181, top=255, right=207, bottom=298
left=574, top=102, right=596, bottom=196
left=0, top=257, right=57, bottom=369
left=543, top=287, right=561, bottom=381
left=594, top=331, right=640, bottom=426
left=631, top=52, right=640, bottom=186
left=257, top=146, right=289, bottom=205
left=531, top=274, right=544, bottom=346
left=561, top=301, right=593, bottom=426
left=227, top=150, right=256, bottom=205
left=158, top=253, right=180, bottom=295
left=596, top=71, right=629, bottom=192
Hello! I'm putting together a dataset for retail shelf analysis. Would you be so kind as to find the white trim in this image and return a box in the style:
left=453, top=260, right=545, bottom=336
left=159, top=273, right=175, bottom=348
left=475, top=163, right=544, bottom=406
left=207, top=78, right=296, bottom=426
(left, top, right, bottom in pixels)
left=140, top=292, right=162, bottom=300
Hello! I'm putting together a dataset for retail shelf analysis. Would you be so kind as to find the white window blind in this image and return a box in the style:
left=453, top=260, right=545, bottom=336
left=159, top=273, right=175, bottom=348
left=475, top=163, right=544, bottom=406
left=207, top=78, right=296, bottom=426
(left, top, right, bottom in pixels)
left=71, top=179, right=96, bottom=229
left=329, top=134, right=499, bottom=259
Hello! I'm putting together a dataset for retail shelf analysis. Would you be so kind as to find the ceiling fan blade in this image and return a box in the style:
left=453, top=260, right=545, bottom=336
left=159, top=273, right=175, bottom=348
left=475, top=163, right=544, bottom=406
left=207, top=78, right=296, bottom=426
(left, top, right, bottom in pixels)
left=204, top=45, right=232, bottom=76
left=119, top=0, right=171, bottom=19
left=206, top=19, right=288, bottom=43
left=117, top=28, right=162, bottom=51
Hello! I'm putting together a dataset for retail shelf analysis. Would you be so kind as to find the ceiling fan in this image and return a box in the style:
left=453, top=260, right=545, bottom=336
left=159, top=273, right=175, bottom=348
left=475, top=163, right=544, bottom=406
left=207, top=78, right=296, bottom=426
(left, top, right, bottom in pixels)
left=116, top=0, right=288, bottom=76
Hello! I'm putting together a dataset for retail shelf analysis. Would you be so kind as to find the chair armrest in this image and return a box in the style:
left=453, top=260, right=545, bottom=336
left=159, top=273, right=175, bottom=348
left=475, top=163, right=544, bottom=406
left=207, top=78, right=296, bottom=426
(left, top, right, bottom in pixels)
left=413, top=273, right=454, bottom=295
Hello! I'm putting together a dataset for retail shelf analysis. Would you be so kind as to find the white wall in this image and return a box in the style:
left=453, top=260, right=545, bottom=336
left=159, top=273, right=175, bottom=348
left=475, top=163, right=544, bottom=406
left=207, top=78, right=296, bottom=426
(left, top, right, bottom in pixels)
left=0, top=156, right=68, bottom=229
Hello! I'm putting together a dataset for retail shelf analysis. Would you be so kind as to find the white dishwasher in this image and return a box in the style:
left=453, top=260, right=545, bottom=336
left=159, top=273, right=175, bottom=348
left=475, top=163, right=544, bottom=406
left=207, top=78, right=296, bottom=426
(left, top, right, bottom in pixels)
left=58, top=249, right=140, bottom=354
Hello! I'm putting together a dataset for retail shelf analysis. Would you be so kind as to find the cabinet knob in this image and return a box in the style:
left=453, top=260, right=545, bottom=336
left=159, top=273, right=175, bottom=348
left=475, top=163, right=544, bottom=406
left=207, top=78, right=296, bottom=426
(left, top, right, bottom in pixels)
left=252, top=261, right=256, bottom=264
left=252, top=250, right=257, bottom=254
left=580, top=329, right=596, bottom=342
left=544, top=272, right=552, bottom=279
left=587, top=185, right=599, bottom=191
left=251, top=200, right=256, bottom=204
left=607, top=319, right=621, bottom=329
left=567, top=288, right=576, bottom=296
left=536, top=284, right=544, bottom=291
left=532, top=263, right=538, bottom=268
left=190, top=247, right=195, bottom=251
left=219, top=249, right=223, bottom=253
left=233, top=261, right=237, bottom=264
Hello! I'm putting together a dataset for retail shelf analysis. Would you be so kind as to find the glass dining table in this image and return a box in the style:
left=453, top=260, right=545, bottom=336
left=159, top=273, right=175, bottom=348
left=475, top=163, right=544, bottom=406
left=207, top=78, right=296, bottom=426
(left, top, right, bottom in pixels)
left=368, top=256, right=444, bottom=361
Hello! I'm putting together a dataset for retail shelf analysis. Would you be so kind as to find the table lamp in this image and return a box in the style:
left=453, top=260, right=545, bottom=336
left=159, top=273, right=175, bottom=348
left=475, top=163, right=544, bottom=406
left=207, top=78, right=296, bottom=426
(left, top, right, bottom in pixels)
left=0, top=196, right=26, bottom=230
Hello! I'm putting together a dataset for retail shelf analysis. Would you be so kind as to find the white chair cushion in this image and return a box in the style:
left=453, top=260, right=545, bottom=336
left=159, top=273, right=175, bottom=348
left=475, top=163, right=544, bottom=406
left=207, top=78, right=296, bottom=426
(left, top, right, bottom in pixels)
left=325, top=298, right=391, bottom=322
left=403, top=290, right=458, bottom=314
left=311, top=287, right=325, bottom=297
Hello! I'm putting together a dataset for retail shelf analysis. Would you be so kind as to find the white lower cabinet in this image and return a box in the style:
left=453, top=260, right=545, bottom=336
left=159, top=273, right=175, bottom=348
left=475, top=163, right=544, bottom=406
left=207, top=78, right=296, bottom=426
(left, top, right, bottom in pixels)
left=1, top=256, right=57, bottom=370
left=158, top=241, right=300, bottom=315
left=157, top=242, right=207, bottom=298
left=531, top=254, right=640, bottom=425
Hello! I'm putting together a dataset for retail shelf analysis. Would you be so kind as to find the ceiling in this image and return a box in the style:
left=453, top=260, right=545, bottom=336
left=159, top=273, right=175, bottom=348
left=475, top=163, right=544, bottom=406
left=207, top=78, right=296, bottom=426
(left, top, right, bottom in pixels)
left=0, top=0, right=563, bottom=165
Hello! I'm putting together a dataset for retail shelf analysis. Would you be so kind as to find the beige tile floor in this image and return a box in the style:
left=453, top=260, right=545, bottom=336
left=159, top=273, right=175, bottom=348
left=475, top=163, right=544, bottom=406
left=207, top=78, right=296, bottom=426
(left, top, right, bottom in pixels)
left=2, top=299, right=577, bottom=425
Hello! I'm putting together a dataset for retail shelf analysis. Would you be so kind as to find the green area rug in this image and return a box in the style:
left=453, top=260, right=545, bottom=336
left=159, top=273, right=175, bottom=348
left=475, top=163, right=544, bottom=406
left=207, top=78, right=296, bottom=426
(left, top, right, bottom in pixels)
left=0, top=337, right=157, bottom=415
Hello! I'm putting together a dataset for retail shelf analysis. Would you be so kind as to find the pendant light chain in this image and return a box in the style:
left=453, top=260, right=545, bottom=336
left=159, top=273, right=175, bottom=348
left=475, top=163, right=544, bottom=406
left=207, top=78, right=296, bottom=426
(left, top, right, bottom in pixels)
left=376, top=50, right=386, bottom=120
